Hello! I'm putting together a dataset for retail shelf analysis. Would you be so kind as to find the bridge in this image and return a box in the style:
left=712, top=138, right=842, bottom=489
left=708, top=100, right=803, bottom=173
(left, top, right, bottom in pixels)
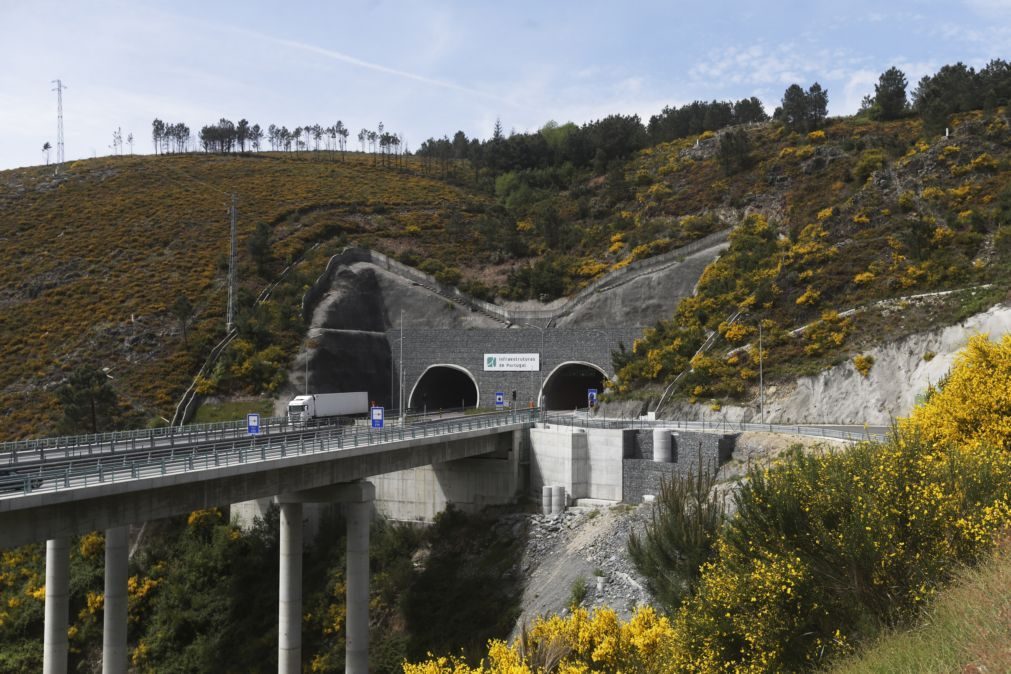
left=0, top=411, right=881, bottom=673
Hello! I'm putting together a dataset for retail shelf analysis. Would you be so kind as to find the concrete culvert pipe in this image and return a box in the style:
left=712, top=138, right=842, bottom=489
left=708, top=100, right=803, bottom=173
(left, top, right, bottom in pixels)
left=551, top=485, right=566, bottom=515
left=653, top=428, right=673, bottom=463
left=542, top=485, right=553, bottom=516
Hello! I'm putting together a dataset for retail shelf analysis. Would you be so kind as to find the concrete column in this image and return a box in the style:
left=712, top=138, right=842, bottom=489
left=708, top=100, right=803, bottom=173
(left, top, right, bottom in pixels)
left=278, top=502, right=303, bottom=674
left=103, top=527, right=129, bottom=674
left=345, top=491, right=372, bottom=674
left=43, top=538, right=69, bottom=674
left=652, top=429, right=672, bottom=463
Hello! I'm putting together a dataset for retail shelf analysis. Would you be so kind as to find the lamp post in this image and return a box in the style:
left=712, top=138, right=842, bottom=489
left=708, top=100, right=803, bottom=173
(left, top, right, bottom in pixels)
left=522, top=322, right=548, bottom=409
left=758, top=321, right=765, bottom=424
left=399, top=309, right=405, bottom=424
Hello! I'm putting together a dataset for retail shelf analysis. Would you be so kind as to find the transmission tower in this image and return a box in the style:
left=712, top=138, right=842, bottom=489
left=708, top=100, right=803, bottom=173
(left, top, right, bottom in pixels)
left=226, top=193, right=237, bottom=332
left=51, top=79, right=66, bottom=174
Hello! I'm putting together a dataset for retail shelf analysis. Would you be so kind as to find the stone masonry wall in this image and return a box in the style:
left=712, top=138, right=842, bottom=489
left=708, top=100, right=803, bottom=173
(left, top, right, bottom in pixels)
left=622, top=431, right=737, bottom=503
left=394, top=327, right=640, bottom=410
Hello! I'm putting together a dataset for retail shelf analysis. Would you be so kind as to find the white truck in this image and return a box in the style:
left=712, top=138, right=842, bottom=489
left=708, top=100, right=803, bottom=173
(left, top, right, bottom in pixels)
left=287, top=392, right=369, bottom=425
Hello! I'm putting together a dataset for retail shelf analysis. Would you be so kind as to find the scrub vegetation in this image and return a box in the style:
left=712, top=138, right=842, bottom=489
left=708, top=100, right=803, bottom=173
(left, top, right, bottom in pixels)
left=2, top=60, right=1011, bottom=672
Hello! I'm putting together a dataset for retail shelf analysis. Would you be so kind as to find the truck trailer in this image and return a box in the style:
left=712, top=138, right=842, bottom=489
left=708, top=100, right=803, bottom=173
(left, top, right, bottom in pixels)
left=287, top=392, right=369, bottom=425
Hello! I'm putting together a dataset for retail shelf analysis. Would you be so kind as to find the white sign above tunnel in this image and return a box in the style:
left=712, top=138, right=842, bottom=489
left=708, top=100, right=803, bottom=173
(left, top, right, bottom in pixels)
left=483, top=353, right=540, bottom=371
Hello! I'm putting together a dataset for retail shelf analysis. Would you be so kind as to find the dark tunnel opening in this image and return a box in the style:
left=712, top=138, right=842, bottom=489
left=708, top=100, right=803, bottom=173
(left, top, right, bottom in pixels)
left=409, top=366, right=479, bottom=411
left=541, top=363, right=606, bottom=411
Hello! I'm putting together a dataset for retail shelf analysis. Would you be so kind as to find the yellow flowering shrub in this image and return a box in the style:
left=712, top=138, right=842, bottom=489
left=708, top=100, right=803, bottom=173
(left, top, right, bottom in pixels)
left=853, top=271, right=875, bottom=284
left=795, top=286, right=821, bottom=306
left=673, top=430, right=1011, bottom=671
left=404, top=607, right=677, bottom=673
left=853, top=354, right=874, bottom=377
left=78, top=532, right=105, bottom=560
left=903, top=334, right=1011, bottom=451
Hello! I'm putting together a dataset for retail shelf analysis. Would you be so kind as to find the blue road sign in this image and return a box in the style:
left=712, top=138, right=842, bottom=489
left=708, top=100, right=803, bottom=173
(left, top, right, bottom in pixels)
left=247, top=413, right=261, bottom=435
left=371, top=406, right=384, bottom=429
left=495, top=391, right=505, bottom=407
left=587, top=388, right=598, bottom=407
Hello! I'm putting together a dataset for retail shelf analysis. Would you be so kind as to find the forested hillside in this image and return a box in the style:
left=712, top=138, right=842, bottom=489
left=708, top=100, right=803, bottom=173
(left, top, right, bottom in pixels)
left=4, top=60, right=1011, bottom=438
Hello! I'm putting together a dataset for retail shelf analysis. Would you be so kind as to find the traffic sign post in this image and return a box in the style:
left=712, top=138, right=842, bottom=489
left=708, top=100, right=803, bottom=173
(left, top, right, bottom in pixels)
left=587, top=388, right=598, bottom=408
left=370, top=406, right=384, bottom=429
left=247, top=413, right=261, bottom=435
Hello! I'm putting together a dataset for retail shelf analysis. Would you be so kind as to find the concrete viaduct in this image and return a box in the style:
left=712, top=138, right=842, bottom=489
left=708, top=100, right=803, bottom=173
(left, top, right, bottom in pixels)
left=0, top=413, right=530, bottom=674
left=0, top=411, right=881, bottom=673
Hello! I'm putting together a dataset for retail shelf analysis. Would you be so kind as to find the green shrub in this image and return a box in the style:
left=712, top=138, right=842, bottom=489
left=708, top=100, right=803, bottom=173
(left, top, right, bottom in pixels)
left=673, top=433, right=1011, bottom=671
left=628, top=458, right=725, bottom=610
left=854, top=149, right=887, bottom=183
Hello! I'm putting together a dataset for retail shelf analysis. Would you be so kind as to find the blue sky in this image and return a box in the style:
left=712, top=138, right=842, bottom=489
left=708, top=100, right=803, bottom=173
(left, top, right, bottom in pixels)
left=2, top=0, right=1010, bottom=170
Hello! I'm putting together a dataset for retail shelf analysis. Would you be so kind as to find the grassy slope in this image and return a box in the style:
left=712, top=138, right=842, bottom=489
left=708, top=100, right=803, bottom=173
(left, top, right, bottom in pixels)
left=830, top=541, right=1011, bottom=673
left=3, top=110, right=1009, bottom=438
left=0, top=153, right=489, bottom=439
left=615, top=111, right=1011, bottom=397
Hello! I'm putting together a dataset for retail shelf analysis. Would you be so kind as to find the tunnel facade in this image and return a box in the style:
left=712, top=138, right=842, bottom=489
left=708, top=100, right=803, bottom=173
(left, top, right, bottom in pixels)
left=408, top=365, right=480, bottom=411
left=393, top=328, right=639, bottom=411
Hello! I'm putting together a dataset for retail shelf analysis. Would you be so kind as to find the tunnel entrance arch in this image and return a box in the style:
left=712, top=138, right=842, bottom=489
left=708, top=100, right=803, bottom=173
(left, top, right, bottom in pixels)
left=408, top=364, right=480, bottom=411
left=540, top=361, right=607, bottom=411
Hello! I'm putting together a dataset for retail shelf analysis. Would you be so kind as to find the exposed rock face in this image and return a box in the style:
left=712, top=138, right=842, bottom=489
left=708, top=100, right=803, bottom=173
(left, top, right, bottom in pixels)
left=553, top=247, right=723, bottom=328
left=664, top=303, right=1011, bottom=425
left=310, top=267, right=388, bottom=332
left=307, top=329, right=392, bottom=404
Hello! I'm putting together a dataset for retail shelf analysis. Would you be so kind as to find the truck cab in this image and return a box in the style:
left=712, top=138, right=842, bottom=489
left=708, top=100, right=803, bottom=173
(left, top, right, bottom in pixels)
left=287, top=395, right=314, bottom=425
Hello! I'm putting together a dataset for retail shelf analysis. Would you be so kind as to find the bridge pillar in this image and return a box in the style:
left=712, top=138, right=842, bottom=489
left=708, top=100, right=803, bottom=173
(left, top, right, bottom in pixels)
left=345, top=485, right=373, bottom=674
left=278, top=502, right=303, bottom=674
left=103, top=526, right=129, bottom=674
left=43, top=538, right=69, bottom=674
left=275, top=481, right=374, bottom=674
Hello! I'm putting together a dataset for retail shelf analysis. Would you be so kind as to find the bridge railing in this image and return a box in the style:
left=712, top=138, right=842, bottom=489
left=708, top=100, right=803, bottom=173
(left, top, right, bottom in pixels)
left=540, top=413, right=888, bottom=442
left=0, top=409, right=541, bottom=498
left=0, top=406, right=467, bottom=467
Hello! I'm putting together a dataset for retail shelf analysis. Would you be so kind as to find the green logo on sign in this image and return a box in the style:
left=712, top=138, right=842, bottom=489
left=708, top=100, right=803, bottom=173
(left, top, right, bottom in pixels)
left=486, top=356, right=497, bottom=368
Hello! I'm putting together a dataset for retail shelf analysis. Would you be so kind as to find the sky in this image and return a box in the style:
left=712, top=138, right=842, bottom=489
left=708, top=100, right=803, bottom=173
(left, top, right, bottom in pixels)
left=2, top=0, right=1011, bottom=171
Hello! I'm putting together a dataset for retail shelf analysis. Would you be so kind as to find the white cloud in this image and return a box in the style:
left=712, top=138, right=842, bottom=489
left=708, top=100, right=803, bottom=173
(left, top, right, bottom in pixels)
left=227, top=26, right=510, bottom=105
left=840, top=70, right=878, bottom=114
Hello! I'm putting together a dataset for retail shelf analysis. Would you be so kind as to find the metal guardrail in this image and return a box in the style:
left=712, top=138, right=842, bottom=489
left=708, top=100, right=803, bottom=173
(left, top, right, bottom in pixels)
left=541, top=413, right=887, bottom=442
left=0, top=405, right=451, bottom=462
left=0, top=409, right=887, bottom=498
left=0, top=409, right=541, bottom=498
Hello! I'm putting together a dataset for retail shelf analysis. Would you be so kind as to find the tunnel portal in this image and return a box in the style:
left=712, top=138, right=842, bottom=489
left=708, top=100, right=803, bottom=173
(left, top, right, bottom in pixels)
left=409, top=365, right=479, bottom=411
left=541, top=362, right=606, bottom=411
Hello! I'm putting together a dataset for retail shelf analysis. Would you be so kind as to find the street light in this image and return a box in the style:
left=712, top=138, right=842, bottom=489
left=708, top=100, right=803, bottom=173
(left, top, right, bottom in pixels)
left=758, top=320, right=765, bottom=424
left=521, top=321, right=548, bottom=409
left=399, top=309, right=405, bottom=424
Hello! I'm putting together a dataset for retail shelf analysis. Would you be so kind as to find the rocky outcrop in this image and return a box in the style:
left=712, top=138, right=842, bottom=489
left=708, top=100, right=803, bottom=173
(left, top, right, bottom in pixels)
left=664, top=303, right=1011, bottom=425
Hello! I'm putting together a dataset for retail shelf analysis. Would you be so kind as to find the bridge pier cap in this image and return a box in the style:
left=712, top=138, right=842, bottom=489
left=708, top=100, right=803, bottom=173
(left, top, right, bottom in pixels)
left=275, top=481, right=376, bottom=505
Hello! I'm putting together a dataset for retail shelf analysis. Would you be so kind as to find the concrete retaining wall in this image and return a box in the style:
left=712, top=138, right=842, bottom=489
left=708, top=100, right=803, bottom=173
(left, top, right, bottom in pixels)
left=528, top=424, right=629, bottom=503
